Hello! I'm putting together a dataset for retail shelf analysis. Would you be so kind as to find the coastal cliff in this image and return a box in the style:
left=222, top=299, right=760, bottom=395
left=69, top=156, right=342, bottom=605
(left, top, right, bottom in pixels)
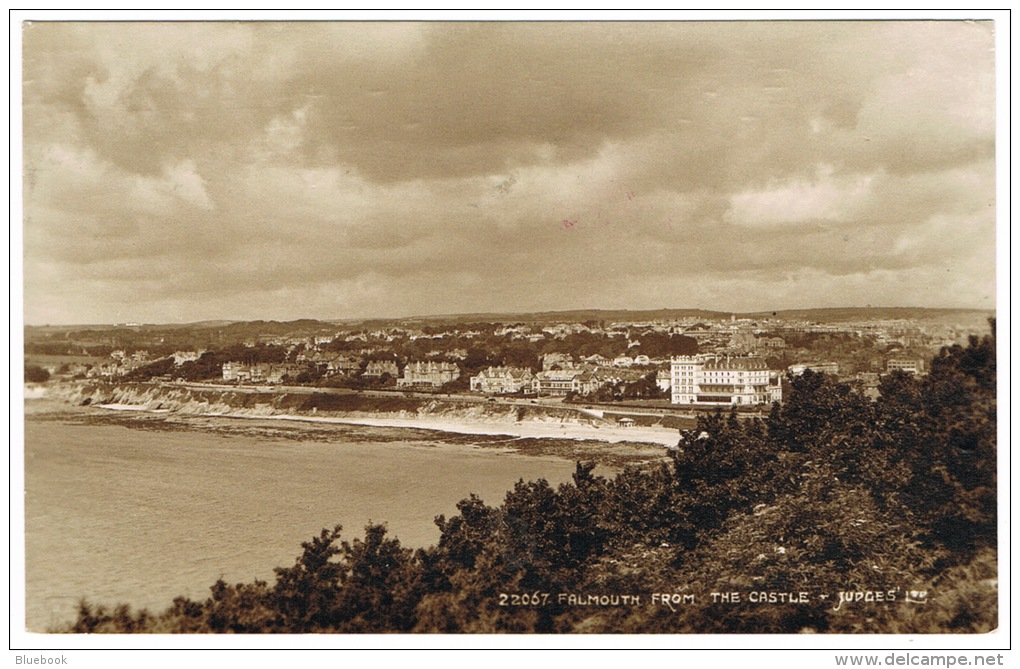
left=48, top=382, right=604, bottom=426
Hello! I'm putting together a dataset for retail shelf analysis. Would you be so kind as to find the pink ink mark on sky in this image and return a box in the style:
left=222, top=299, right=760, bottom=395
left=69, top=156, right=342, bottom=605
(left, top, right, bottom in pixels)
left=562, top=219, right=577, bottom=230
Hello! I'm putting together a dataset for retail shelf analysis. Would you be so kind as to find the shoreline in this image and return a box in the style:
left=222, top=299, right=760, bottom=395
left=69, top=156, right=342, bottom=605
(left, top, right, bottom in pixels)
left=28, top=397, right=674, bottom=469
left=258, top=412, right=681, bottom=447
left=90, top=401, right=683, bottom=447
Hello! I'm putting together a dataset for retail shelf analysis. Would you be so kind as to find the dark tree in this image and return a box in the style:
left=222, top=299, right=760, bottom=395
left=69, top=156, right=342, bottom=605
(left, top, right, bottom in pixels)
left=24, top=364, right=50, bottom=383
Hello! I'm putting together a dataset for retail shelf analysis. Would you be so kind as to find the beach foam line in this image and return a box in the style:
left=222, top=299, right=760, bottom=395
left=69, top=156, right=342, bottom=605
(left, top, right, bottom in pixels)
left=97, top=404, right=171, bottom=413
left=90, top=404, right=678, bottom=446
left=24, top=385, right=49, bottom=399
left=242, top=413, right=679, bottom=447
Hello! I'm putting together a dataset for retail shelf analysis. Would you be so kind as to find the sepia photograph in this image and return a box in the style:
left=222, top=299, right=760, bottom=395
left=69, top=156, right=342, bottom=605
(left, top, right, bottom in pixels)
left=13, top=11, right=1006, bottom=655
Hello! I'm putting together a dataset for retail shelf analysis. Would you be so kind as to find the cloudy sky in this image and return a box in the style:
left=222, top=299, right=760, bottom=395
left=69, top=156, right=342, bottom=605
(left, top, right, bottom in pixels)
left=21, top=20, right=997, bottom=325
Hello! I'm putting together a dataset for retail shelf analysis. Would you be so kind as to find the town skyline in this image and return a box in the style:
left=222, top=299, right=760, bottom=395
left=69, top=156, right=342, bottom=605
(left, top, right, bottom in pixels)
left=23, top=304, right=997, bottom=330
left=21, top=19, right=999, bottom=326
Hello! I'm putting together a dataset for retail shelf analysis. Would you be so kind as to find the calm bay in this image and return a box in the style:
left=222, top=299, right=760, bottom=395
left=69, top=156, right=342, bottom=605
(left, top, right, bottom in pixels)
left=24, top=411, right=579, bottom=631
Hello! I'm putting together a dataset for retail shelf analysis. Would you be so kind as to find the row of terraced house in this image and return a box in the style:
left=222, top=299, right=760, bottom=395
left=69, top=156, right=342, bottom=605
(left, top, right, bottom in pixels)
left=218, top=354, right=786, bottom=406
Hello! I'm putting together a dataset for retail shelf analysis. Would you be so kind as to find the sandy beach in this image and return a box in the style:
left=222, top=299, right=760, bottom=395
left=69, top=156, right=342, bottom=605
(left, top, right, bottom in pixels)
left=89, top=400, right=682, bottom=448
left=70, top=396, right=677, bottom=469
left=255, top=412, right=682, bottom=447
left=39, top=382, right=683, bottom=451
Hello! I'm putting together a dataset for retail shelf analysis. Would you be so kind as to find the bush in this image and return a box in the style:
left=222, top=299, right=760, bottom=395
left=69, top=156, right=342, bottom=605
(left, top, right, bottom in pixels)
left=24, top=364, right=50, bottom=383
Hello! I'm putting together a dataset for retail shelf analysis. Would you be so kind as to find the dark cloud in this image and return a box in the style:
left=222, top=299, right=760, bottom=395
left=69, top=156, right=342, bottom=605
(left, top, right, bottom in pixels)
left=21, top=20, right=997, bottom=324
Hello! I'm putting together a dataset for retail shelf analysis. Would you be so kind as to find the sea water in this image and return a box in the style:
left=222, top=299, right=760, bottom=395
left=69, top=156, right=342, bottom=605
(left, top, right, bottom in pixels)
left=23, top=414, right=578, bottom=631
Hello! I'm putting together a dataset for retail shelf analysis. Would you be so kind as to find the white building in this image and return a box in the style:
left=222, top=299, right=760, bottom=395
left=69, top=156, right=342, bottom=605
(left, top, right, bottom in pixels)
left=533, top=369, right=602, bottom=396
left=887, top=359, right=924, bottom=375
left=222, top=361, right=243, bottom=381
left=671, top=355, right=782, bottom=406
left=172, top=350, right=204, bottom=366
left=788, top=362, right=840, bottom=376
left=222, top=362, right=303, bottom=384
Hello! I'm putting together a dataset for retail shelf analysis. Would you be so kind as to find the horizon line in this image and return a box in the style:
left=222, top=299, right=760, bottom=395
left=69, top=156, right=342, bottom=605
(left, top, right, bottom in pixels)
left=22, top=305, right=997, bottom=329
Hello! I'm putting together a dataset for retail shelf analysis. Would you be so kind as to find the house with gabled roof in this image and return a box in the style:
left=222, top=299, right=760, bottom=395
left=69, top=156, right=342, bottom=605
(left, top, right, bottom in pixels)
left=398, top=361, right=460, bottom=388
left=363, top=360, right=400, bottom=378
left=327, top=355, right=362, bottom=376
left=533, top=369, right=604, bottom=397
left=470, top=366, right=534, bottom=394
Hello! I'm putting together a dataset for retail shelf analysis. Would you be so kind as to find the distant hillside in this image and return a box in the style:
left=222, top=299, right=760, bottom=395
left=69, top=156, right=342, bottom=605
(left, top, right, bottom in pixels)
left=392, top=308, right=731, bottom=326
left=755, top=307, right=994, bottom=323
left=392, top=306, right=993, bottom=327
left=212, top=319, right=337, bottom=336
left=25, top=307, right=993, bottom=334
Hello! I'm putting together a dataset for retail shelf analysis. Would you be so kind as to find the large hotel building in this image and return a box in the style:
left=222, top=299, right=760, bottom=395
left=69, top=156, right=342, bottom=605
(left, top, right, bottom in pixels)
left=670, top=355, right=783, bottom=406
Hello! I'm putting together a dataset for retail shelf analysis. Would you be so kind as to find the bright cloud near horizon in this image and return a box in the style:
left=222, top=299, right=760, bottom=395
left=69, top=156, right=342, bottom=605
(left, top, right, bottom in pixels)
left=22, top=21, right=996, bottom=325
